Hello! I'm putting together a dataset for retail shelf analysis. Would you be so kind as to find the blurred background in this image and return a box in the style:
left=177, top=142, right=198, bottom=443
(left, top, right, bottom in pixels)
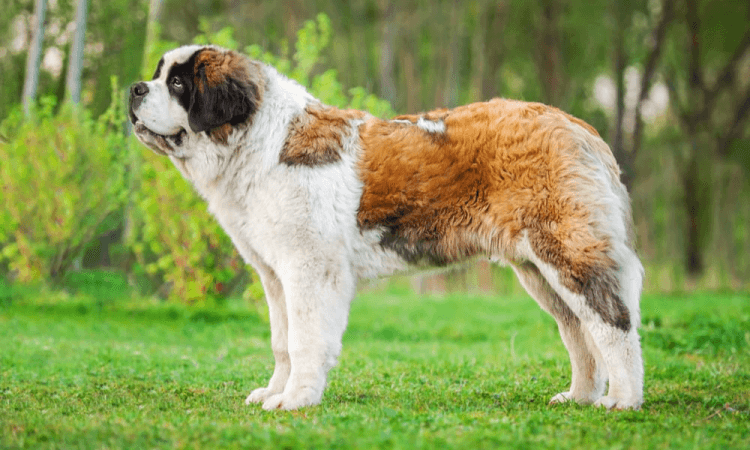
left=1, top=0, right=749, bottom=307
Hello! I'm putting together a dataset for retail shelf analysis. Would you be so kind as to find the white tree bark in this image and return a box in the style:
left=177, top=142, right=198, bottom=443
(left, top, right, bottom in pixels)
left=378, top=2, right=397, bottom=105
left=142, top=0, right=164, bottom=77
left=66, top=0, right=87, bottom=104
left=22, top=0, right=47, bottom=116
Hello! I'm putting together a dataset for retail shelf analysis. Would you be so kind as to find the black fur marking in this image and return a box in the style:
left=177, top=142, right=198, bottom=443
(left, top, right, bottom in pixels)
left=580, top=269, right=631, bottom=332
left=562, top=263, right=631, bottom=332
left=187, top=51, right=260, bottom=133
left=379, top=228, right=451, bottom=267
left=167, top=52, right=197, bottom=111
left=152, top=57, right=165, bottom=80
left=528, top=229, right=632, bottom=332
left=188, top=76, right=258, bottom=133
left=516, top=262, right=580, bottom=325
left=166, top=53, right=199, bottom=113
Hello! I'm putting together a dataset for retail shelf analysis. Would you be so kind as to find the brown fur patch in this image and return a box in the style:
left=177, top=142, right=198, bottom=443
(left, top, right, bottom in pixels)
left=392, top=109, right=450, bottom=144
left=208, top=124, right=233, bottom=145
left=280, top=105, right=366, bottom=167
left=357, top=98, right=630, bottom=330
left=392, top=109, right=449, bottom=124
left=190, top=48, right=266, bottom=139
left=194, top=48, right=251, bottom=90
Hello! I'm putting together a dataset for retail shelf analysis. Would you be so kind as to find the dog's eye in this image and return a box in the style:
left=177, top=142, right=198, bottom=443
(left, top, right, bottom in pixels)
left=170, top=77, right=183, bottom=89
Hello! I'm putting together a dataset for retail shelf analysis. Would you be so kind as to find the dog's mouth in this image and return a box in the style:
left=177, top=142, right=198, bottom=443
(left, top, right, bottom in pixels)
left=133, top=122, right=187, bottom=156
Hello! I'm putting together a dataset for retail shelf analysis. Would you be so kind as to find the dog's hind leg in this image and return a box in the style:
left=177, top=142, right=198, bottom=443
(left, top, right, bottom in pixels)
left=588, top=244, right=644, bottom=409
left=245, top=265, right=291, bottom=405
left=512, top=262, right=607, bottom=404
left=521, top=235, right=644, bottom=410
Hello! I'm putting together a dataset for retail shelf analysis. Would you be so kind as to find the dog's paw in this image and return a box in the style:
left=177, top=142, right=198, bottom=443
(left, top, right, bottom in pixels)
left=261, top=387, right=321, bottom=411
left=594, top=395, right=642, bottom=410
left=549, top=391, right=574, bottom=405
left=549, top=391, right=600, bottom=406
left=245, top=387, right=281, bottom=405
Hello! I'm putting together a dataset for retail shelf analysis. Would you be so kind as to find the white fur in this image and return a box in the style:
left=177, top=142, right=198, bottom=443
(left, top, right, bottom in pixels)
left=389, top=117, right=446, bottom=134
left=416, top=117, right=446, bottom=133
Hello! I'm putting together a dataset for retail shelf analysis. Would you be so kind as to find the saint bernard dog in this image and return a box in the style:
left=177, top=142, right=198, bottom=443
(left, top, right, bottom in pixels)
left=129, top=45, right=644, bottom=411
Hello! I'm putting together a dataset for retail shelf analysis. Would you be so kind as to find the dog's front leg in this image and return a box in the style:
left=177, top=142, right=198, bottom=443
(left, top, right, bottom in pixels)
left=260, top=254, right=356, bottom=411
left=245, top=266, right=290, bottom=405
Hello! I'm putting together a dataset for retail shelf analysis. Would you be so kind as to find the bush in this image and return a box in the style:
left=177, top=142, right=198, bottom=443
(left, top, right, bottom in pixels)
left=127, top=149, right=245, bottom=304
left=0, top=79, right=131, bottom=283
left=126, top=14, right=394, bottom=305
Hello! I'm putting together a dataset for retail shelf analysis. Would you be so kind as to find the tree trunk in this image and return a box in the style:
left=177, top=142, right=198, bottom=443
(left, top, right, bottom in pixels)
left=682, top=148, right=706, bottom=275
left=632, top=0, right=674, bottom=161
left=22, top=0, right=47, bottom=116
left=66, top=0, right=87, bottom=104
left=378, top=2, right=397, bottom=105
left=469, top=6, right=486, bottom=103
left=481, top=1, right=507, bottom=100
left=537, top=0, right=564, bottom=107
left=142, top=0, right=164, bottom=78
left=400, top=46, right=418, bottom=112
left=442, top=0, right=461, bottom=107
left=611, top=0, right=633, bottom=188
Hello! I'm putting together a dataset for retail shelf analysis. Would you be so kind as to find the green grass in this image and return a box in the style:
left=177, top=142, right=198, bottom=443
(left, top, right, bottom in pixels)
left=1, top=284, right=748, bottom=449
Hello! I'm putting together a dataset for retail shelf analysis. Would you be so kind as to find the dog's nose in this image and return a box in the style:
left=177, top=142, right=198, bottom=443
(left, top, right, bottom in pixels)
left=129, top=82, right=149, bottom=115
left=131, top=82, right=149, bottom=98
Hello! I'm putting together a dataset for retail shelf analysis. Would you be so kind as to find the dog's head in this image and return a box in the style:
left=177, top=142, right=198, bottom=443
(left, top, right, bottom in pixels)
left=129, top=45, right=264, bottom=155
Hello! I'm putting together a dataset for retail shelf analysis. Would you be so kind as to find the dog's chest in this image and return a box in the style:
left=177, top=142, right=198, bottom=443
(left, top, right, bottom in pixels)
left=200, top=162, right=410, bottom=280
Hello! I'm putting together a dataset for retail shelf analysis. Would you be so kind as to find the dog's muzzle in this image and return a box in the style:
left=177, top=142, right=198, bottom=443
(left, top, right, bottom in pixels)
left=129, top=82, right=149, bottom=123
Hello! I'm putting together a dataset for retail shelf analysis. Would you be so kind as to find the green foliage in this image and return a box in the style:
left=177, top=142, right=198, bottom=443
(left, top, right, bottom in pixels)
left=1, top=289, right=748, bottom=448
left=193, top=18, right=239, bottom=50
left=0, top=79, right=131, bottom=282
left=128, top=147, right=245, bottom=304
left=244, top=13, right=393, bottom=117
left=85, top=0, right=150, bottom=117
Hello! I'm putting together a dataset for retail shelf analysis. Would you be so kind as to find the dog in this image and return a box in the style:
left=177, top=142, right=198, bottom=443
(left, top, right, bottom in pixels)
left=129, top=45, right=644, bottom=411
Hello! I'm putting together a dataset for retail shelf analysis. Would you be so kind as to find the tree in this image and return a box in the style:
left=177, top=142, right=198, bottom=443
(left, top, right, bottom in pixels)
left=535, top=0, right=566, bottom=107
left=611, top=0, right=674, bottom=189
left=377, top=1, right=397, bottom=105
left=663, top=0, right=750, bottom=275
left=22, top=0, right=47, bottom=116
left=142, top=0, right=164, bottom=78
left=65, top=0, right=87, bottom=104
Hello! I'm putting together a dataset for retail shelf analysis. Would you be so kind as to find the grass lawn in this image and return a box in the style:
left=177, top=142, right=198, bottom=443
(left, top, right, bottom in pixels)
left=1, top=283, right=748, bottom=449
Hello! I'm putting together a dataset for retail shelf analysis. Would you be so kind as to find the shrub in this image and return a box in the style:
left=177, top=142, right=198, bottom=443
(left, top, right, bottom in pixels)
left=0, top=79, right=131, bottom=283
left=127, top=148, right=245, bottom=304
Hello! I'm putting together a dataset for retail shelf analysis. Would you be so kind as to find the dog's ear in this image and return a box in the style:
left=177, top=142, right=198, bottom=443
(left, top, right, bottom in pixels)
left=188, top=53, right=260, bottom=133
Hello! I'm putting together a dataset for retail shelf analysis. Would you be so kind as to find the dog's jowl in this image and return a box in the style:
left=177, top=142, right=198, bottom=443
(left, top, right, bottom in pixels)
left=130, top=45, right=644, bottom=411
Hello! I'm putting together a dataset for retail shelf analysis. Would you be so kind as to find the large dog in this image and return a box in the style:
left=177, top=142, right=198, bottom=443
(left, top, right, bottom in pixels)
left=129, top=45, right=644, bottom=411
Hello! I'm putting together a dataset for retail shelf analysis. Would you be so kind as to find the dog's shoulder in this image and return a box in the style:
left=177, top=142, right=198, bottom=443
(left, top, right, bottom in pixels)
left=277, top=104, right=368, bottom=167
